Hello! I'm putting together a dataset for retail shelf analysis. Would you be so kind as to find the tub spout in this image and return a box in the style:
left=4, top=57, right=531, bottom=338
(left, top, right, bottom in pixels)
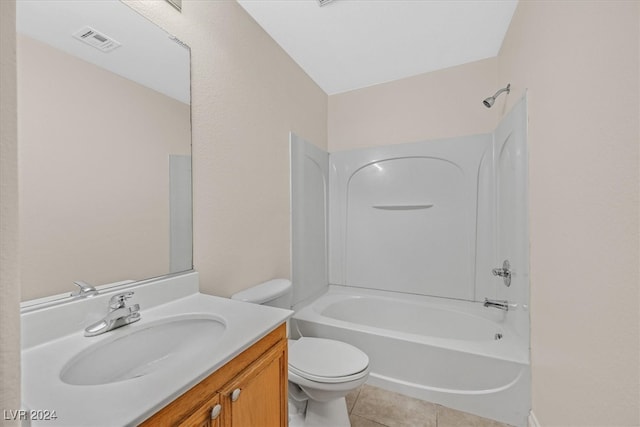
left=484, top=298, right=509, bottom=311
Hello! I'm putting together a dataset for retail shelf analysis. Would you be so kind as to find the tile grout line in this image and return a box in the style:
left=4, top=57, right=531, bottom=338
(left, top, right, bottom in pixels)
left=349, top=386, right=391, bottom=427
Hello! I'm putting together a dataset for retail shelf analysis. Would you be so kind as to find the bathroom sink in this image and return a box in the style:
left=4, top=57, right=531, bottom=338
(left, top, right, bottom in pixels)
left=60, top=315, right=226, bottom=386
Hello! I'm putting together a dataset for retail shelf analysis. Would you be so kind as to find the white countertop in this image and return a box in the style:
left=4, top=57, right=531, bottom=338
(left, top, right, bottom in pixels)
left=21, top=272, right=292, bottom=426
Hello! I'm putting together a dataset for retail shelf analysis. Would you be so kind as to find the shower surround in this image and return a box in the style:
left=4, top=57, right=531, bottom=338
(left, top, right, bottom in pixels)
left=290, top=97, right=529, bottom=426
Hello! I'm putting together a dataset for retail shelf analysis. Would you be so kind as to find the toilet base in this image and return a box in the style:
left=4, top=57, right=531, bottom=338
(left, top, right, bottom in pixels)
left=289, top=397, right=350, bottom=427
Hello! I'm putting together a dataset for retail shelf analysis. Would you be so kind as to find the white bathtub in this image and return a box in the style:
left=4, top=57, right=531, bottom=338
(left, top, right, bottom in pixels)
left=293, top=286, right=530, bottom=427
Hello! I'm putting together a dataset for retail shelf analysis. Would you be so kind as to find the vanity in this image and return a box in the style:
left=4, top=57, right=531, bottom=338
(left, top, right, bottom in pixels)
left=21, top=272, right=292, bottom=426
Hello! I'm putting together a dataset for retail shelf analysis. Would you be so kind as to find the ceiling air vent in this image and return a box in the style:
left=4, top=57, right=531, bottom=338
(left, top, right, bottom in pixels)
left=72, top=26, right=121, bottom=52
left=317, top=0, right=336, bottom=6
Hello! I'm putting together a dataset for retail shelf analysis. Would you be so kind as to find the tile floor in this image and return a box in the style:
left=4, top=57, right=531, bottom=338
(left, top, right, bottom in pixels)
left=346, top=385, right=512, bottom=427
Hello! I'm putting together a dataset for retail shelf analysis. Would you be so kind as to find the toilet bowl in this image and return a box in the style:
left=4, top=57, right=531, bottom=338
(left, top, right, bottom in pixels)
left=289, top=337, right=369, bottom=402
left=231, top=280, right=370, bottom=426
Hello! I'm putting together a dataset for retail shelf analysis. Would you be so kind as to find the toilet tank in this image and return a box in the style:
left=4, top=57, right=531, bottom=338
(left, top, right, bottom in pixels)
left=230, top=279, right=293, bottom=309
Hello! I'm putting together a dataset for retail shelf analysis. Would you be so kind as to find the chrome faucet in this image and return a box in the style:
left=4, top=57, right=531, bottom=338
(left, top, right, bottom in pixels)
left=71, top=280, right=99, bottom=298
left=84, top=292, right=141, bottom=337
left=484, top=298, right=510, bottom=311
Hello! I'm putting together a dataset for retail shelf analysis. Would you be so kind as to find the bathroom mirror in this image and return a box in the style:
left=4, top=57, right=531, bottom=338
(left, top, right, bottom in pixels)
left=17, top=0, right=192, bottom=303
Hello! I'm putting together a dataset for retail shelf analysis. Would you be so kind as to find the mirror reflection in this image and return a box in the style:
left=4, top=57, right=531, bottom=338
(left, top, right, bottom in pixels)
left=17, top=0, right=192, bottom=302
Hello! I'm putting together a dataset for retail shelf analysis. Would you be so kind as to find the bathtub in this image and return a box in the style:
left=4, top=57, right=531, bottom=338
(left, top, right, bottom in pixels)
left=292, top=286, right=530, bottom=427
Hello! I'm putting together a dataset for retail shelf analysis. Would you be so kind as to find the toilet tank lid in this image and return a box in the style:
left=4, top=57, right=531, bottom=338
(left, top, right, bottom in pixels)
left=230, top=279, right=292, bottom=304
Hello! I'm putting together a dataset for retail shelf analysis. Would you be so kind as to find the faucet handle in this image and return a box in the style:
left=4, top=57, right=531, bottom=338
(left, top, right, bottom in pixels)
left=109, top=292, right=134, bottom=309
left=492, top=259, right=512, bottom=287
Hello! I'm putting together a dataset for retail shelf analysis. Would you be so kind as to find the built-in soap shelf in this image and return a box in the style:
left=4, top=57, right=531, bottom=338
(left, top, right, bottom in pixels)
left=372, top=204, right=434, bottom=211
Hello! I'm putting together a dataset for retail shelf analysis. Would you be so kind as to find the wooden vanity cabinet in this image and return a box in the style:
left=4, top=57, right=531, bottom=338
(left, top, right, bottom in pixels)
left=141, top=324, right=287, bottom=427
left=179, top=393, right=222, bottom=427
left=220, top=342, right=285, bottom=427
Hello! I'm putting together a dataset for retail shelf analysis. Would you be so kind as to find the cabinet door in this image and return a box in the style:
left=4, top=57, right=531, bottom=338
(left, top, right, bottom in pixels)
left=221, top=341, right=287, bottom=427
left=178, top=393, right=222, bottom=427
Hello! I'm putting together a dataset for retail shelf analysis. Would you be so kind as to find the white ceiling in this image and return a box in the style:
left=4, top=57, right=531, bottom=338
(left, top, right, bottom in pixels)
left=237, top=0, right=518, bottom=95
left=16, top=0, right=190, bottom=104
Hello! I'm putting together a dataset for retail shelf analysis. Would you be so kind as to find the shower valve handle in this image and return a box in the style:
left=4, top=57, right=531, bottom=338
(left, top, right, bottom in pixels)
left=492, top=260, right=511, bottom=287
left=492, top=268, right=510, bottom=277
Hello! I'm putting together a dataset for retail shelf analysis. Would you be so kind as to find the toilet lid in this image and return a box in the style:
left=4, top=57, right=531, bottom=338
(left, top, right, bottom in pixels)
left=288, top=337, right=369, bottom=381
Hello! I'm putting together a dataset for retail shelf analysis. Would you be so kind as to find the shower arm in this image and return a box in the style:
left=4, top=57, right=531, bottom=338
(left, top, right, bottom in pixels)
left=491, top=84, right=511, bottom=99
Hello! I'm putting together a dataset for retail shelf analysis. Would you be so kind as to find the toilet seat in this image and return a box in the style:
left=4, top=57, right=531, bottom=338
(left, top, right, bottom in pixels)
left=288, top=337, right=369, bottom=384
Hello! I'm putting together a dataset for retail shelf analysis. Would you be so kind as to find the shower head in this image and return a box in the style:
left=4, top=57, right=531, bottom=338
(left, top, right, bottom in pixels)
left=483, top=84, right=511, bottom=108
left=482, top=97, right=496, bottom=108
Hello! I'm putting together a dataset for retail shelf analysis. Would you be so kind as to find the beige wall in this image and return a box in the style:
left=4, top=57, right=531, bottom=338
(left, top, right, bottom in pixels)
left=328, top=57, right=498, bottom=151
left=498, top=2, right=639, bottom=425
left=18, top=35, right=190, bottom=300
left=124, top=0, right=328, bottom=297
left=0, top=0, right=20, bottom=423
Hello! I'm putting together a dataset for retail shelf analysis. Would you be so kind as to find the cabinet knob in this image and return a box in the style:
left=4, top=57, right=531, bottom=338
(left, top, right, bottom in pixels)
left=210, top=404, right=222, bottom=420
left=231, top=388, right=241, bottom=402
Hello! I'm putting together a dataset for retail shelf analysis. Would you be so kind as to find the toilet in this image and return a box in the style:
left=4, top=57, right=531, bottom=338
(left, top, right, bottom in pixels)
left=231, top=279, right=369, bottom=427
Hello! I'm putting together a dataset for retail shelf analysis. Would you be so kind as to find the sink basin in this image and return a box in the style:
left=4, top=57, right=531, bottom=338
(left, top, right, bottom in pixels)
left=60, top=315, right=226, bottom=386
